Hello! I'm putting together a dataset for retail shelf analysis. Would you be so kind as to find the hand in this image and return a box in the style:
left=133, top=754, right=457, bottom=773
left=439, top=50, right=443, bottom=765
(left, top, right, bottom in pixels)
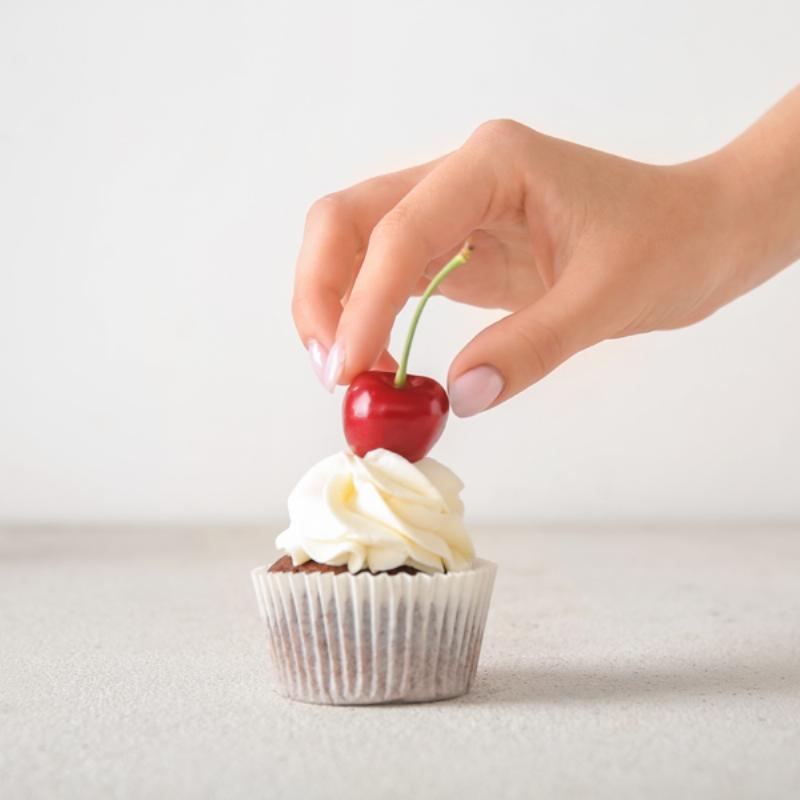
left=292, top=89, right=800, bottom=416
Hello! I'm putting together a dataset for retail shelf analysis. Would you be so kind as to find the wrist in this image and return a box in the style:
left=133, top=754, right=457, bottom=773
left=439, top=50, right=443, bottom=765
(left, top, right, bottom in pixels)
left=677, top=147, right=782, bottom=299
left=664, top=152, right=754, bottom=295
left=710, top=104, right=800, bottom=286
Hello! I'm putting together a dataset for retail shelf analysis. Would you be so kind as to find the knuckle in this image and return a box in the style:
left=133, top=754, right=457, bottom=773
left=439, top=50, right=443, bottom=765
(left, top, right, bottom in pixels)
left=369, top=206, right=432, bottom=284
left=370, top=203, right=418, bottom=246
left=513, top=318, right=564, bottom=378
left=305, top=192, right=347, bottom=229
left=469, top=118, right=527, bottom=147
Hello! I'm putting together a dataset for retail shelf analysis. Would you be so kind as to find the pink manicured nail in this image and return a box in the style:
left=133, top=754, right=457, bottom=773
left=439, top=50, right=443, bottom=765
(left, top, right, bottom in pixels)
left=449, top=365, right=504, bottom=417
left=323, top=342, right=345, bottom=392
left=307, top=339, right=328, bottom=388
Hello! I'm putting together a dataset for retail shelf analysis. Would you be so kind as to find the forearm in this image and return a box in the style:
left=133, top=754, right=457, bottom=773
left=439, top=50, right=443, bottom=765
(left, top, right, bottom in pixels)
left=717, top=85, right=800, bottom=287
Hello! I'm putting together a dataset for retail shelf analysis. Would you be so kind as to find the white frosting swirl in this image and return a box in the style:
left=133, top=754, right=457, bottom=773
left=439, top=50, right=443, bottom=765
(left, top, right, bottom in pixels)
left=275, top=449, right=475, bottom=574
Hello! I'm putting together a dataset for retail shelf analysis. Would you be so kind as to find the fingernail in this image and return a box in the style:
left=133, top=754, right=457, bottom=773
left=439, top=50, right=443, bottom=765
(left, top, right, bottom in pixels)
left=307, top=339, right=328, bottom=388
left=449, top=365, right=504, bottom=417
left=323, top=342, right=345, bottom=392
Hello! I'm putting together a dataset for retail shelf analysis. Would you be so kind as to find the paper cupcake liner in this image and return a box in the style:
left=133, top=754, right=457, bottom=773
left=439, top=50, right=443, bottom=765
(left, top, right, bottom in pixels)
left=251, top=559, right=496, bottom=705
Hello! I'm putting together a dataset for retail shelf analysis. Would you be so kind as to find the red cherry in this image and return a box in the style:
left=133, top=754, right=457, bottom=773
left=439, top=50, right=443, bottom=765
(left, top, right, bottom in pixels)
left=343, top=371, right=449, bottom=462
left=340, top=243, right=473, bottom=462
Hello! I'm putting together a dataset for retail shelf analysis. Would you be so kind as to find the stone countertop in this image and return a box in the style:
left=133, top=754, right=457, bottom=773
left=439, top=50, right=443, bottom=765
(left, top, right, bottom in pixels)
left=2, top=524, right=799, bottom=799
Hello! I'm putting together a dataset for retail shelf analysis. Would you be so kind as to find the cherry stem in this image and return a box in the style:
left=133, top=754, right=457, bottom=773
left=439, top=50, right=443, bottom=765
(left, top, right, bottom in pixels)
left=394, top=241, right=474, bottom=388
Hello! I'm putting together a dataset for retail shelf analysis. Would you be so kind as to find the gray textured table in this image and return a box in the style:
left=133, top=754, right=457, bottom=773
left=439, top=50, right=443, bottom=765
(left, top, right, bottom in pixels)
left=2, top=525, right=799, bottom=799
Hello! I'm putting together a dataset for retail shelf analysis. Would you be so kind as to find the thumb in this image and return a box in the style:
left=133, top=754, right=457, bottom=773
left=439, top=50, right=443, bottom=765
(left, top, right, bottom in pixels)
left=447, top=282, right=604, bottom=417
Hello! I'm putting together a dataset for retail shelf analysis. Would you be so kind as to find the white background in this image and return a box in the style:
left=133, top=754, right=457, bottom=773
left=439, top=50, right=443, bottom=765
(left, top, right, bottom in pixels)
left=1, top=0, right=799, bottom=524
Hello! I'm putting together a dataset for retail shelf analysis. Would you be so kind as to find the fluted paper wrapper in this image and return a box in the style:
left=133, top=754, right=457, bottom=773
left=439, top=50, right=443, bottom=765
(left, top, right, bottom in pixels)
left=251, top=559, right=496, bottom=705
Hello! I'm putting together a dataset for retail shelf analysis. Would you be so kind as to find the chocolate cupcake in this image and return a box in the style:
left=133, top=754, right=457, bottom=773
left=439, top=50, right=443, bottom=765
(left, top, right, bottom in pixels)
left=251, top=448, right=496, bottom=704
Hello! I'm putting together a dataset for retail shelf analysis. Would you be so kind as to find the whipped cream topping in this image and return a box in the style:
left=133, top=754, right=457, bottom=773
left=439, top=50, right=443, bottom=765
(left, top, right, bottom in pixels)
left=275, top=449, right=475, bottom=574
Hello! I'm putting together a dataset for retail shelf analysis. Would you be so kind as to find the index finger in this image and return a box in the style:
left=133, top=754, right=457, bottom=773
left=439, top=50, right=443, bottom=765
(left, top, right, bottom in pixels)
left=291, top=162, right=439, bottom=361
left=333, top=128, right=522, bottom=383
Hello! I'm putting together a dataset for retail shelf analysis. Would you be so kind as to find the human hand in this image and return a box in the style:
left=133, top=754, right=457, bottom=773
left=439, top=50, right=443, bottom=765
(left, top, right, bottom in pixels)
left=292, top=90, right=800, bottom=416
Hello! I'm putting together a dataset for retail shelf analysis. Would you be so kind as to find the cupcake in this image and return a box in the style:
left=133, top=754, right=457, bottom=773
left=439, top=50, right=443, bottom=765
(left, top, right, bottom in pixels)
left=251, top=447, right=496, bottom=705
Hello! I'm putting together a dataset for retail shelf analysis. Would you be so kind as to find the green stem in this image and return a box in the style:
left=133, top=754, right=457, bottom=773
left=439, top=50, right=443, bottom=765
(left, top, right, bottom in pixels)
left=394, top=241, right=474, bottom=388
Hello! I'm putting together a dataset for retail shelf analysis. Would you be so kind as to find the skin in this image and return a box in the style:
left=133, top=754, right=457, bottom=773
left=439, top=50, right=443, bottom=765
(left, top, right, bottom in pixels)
left=292, top=85, right=800, bottom=415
